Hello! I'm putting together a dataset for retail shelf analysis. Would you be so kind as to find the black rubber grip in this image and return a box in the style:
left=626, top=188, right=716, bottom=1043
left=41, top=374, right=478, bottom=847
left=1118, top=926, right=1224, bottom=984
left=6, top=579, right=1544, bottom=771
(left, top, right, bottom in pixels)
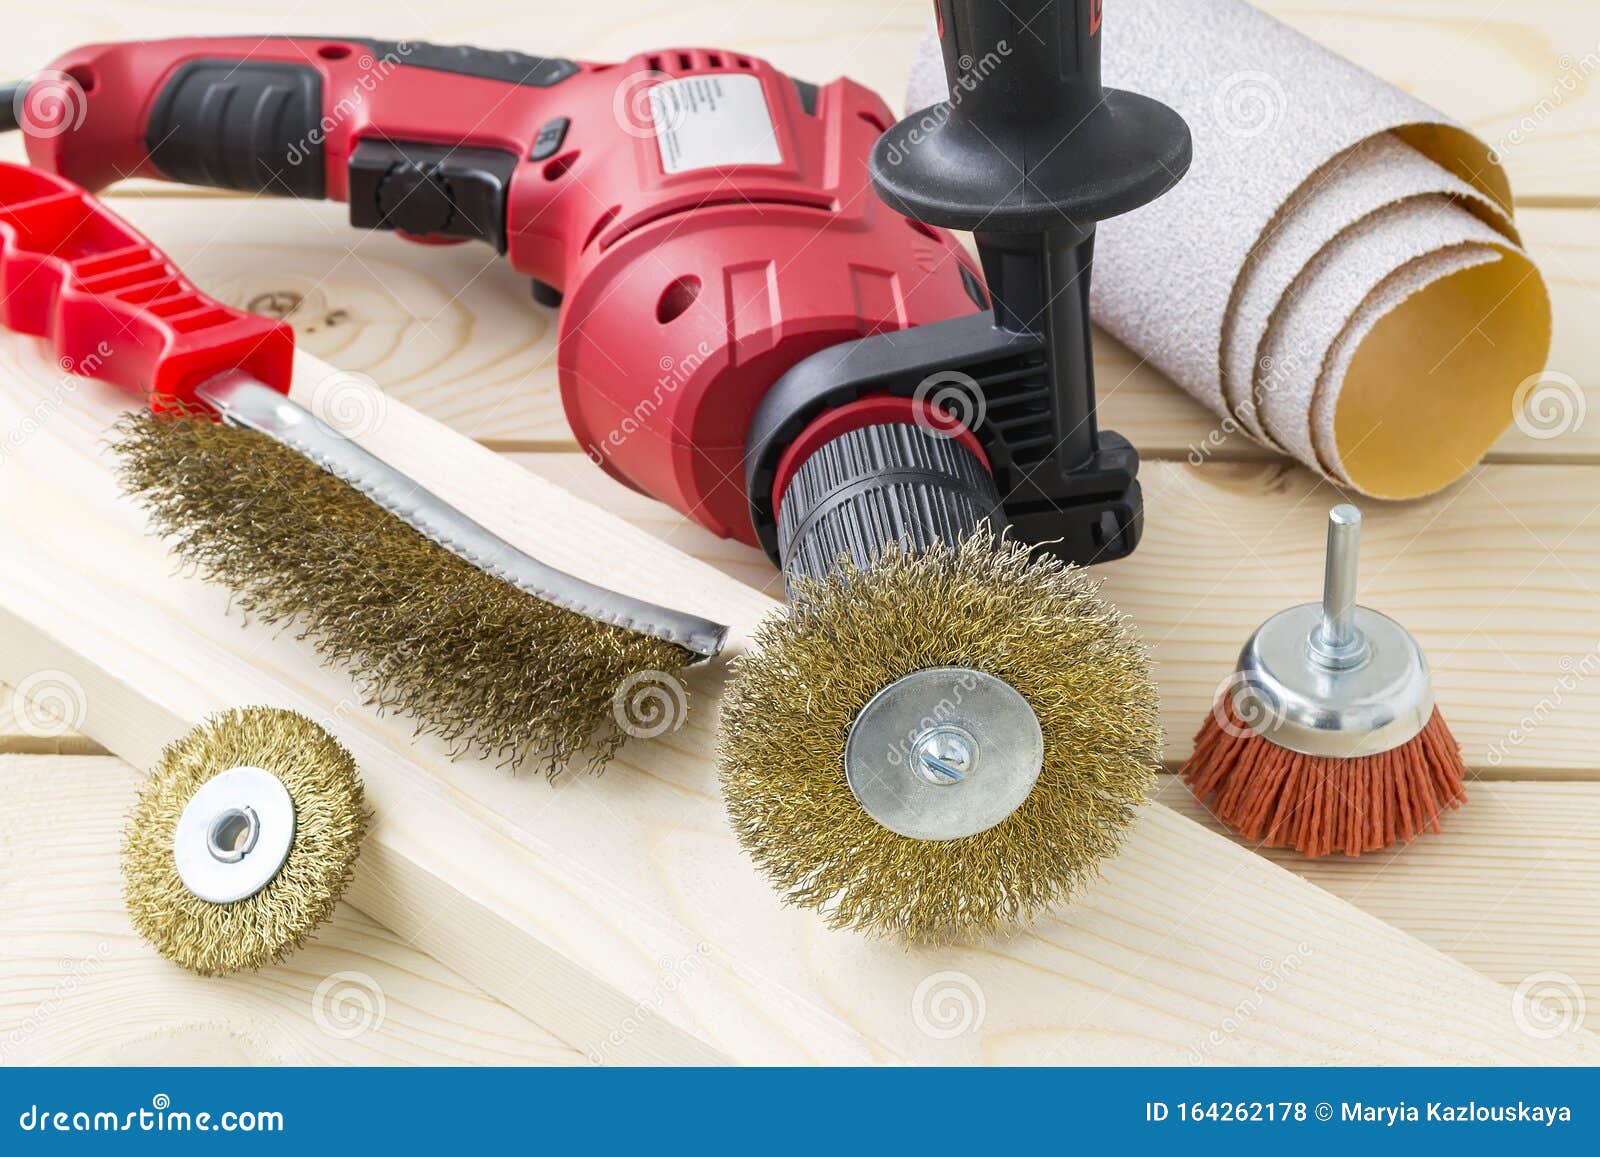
left=776, top=423, right=1005, bottom=588
left=333, top=38, right=579, bottom=87
left=146, top=60, right=325, bottom=197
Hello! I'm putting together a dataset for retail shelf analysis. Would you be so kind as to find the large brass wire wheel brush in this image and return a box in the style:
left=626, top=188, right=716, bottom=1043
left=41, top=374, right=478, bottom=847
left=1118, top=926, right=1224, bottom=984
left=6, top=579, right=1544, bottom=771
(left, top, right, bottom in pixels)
left=720, top=531, right=1162, bottom=943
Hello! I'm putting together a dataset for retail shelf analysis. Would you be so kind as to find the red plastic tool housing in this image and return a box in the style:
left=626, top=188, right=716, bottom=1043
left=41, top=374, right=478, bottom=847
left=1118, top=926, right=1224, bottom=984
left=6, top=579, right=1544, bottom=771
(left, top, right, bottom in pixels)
left=28, top=38, right=979, bottom=542
left=0, top=163, right=292, bottom=407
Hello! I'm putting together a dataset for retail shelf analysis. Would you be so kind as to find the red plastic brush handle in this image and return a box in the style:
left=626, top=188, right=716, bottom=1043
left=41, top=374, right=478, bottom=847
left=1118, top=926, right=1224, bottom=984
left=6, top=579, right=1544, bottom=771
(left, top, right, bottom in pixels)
left=0, top=162, right=293, bottom=409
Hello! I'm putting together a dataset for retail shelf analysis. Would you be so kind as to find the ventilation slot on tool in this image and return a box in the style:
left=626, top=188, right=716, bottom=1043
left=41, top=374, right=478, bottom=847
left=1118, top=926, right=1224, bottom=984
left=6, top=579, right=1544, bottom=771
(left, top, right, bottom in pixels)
left=967, top=354, right=1058, bottom=467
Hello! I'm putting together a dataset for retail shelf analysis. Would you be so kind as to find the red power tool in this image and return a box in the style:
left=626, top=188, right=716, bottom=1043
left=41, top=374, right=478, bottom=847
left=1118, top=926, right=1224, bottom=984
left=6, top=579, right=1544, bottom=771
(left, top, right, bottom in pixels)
left=6, top=1, right=1190, bottom=584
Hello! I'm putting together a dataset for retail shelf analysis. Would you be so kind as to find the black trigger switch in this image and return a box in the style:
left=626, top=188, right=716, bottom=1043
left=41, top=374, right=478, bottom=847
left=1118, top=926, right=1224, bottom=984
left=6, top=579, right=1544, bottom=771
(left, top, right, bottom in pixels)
left=376, top=163, right=456, bottom=236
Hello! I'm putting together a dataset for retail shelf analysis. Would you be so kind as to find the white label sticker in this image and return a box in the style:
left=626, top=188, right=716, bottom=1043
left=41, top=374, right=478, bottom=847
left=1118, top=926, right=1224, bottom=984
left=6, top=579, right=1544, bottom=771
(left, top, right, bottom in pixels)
left=649, top=73, right=783, bottom=174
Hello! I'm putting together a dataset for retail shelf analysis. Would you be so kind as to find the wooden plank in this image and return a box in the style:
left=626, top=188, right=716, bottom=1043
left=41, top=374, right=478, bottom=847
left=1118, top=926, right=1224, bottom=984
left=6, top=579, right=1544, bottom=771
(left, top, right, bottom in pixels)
left=1156, top=779, right=1600, bottom=1032
left=1, top=2, right=1594, bottom=201
left=1, top=343, right=1593, bottom=1064
left=0, top=684, right=106, bottom=756
left=1114, top=458, right=1600, bottom=776
left=0, top=754, right=584, bottom=1065
left=513, top=450, right=1600, bottom=779
left=527, top=449, right=1600, bottom=1021
left=44, top=197, right=1597, bottom=464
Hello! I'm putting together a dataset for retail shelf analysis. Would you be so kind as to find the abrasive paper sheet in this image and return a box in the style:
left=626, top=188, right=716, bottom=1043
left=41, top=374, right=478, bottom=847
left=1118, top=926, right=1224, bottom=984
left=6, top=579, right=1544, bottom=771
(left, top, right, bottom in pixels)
left=906, top=0, right=1551, bottom=497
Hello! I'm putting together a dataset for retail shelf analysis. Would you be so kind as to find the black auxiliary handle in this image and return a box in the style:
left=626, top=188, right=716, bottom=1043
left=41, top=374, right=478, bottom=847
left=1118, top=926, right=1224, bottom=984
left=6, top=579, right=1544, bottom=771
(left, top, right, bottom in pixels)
left=747, top=0, right=1191, bottom=577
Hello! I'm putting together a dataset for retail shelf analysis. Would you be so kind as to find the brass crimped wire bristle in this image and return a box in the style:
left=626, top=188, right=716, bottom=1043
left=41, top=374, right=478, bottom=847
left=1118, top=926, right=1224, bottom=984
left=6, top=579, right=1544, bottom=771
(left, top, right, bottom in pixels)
left=112, top=412, right=694, bottom=775
left=718, top=530, right=1162, bottom=942
left=122, top=707, right=367, bottom=976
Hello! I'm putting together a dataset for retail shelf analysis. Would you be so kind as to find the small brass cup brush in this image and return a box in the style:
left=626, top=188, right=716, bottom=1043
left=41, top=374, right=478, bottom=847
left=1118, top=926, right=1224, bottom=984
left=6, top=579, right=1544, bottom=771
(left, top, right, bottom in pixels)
left=122, top=708, right=367, bottom=975
left=1184, top=505, right=1467, bottom=856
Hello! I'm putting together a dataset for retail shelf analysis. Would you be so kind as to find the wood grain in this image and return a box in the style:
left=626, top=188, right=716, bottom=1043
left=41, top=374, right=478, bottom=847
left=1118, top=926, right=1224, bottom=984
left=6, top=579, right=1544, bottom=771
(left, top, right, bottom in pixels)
left=47, top=197, right=1597, bottom=467
left=508, top=450, right=1600, bottom=778
left=0, top=341, right=1595, bottom=1065
left=1156, top=779, right=1600, bottom=1032
left=2, top=0, right=1597, bottom=1070
left=517, top=425, right=1600, bottom=1060
left=0, top=755, right=584, bottom=1065
left=0, top=684, right=105, bottom=756
left=2, top=2, right=1597, bottom=201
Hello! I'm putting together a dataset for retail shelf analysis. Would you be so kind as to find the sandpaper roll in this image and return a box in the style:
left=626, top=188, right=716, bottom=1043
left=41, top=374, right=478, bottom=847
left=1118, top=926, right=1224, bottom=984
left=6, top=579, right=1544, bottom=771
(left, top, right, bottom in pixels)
left=907, top=0, right=1552, bottom=498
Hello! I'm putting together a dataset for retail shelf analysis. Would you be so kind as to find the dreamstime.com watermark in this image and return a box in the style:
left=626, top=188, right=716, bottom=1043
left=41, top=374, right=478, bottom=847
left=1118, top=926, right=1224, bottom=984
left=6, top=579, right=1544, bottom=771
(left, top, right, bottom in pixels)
left=882, top=669, right=980, bottom=770
left=1188, top=942, right=1315, bottom=1064
left=327, top=640, right=418, bottom=730
left=878, top=41, right=1013, bottom=167
left=1208, top=670, right=1286, bottom=741
left=11, top=70, right=88, bottom=139
left=912, top=970, right=987, bottom=1039
left=585, top=340, right=715, bottom=464
left=7, top=669, right=89, bottom=739
left=16, top=1095, right=283, bottom=1135
left=311, top=970, right=387, bottom=1040
left=1512, top=971, right=1588, bottom=1040
left=1186, top=350, right=1309, bottom=466
left=284, top=43, right=414, bottom=168
left=0, top=943, right=111, bottom=1061
left=1210, top=70, right=1288, bottom=141
left=1512, top=370, right=1586, bottom=441
left=310, top=367, right=388, bottom=439
left=612, top=670, right=690, bottom=739
left=587, top=942, right=714, bottom=1063
left=1484, top=644, right=1600, bottom=767
left=912, top=369, right=986, bottom=439
left=0, top=341, right=114, bottom=472
left=1493, top=42, right=1600, bottom=163
left=614, top=71, right=688, bottom=140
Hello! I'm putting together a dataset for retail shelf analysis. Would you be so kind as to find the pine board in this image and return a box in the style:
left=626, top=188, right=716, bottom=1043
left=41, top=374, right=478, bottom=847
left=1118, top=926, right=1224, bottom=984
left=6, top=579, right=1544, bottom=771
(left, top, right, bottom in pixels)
left=0, top=755, right=584, bottom=1065
left=0, top=684, right=105, bottom=757
left=4, top=0, right=1599, bottom=1067
left=511, top=451, right=1600, bottom=778
left=1156, top=779, right=1600, bottom=1032
left=32, top=198, right=1595, bottom=466
left=1, top=344, right=1593, bottom=1065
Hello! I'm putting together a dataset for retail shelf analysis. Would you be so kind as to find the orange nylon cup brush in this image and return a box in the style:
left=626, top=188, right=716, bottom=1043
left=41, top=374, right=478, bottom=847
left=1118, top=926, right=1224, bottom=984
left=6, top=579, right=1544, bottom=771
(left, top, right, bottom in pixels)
left=1183, top=505, right=1467, bottom=856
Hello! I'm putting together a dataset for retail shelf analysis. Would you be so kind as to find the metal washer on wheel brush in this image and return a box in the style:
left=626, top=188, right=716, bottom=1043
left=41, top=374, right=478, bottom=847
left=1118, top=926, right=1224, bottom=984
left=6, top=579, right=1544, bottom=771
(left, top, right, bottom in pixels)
left=845, top=668, right=1045, bottom=842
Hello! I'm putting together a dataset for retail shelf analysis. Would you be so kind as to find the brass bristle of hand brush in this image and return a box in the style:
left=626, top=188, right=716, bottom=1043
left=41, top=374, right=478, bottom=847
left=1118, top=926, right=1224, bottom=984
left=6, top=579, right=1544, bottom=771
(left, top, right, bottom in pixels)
left=113, top=408, right=700, bottom=775
left=122, top=707, right=367, bottom=976
left=719, top=529, right=1163, bottom=943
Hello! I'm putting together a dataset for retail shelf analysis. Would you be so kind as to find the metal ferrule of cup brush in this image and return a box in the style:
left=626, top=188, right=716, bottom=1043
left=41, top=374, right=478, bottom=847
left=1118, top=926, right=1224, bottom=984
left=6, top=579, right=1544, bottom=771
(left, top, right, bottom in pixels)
left=1231, top=505, right=1434, bottom=759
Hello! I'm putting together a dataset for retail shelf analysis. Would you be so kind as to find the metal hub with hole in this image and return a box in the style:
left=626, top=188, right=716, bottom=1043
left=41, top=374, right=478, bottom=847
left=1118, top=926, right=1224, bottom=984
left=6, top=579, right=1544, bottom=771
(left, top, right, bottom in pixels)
left=844, top=667, right=1043, bottom=841
left=172, top=765, right=296, bottom=904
